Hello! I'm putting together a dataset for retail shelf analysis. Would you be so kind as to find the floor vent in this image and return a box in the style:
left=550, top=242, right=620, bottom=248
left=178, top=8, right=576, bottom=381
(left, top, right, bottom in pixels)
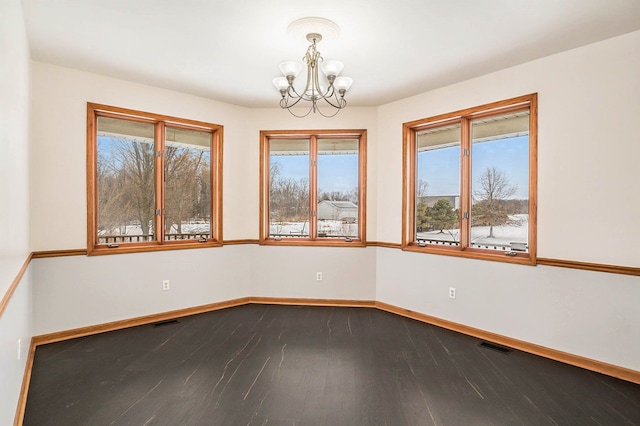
left=479, top=341, right=512, bottom=355
left=153, top=319, right=180, bottom=328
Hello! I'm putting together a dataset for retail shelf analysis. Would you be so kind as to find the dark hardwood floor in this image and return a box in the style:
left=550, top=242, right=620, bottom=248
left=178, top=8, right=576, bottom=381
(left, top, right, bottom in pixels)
left=24, top=304, right=640, bottom=425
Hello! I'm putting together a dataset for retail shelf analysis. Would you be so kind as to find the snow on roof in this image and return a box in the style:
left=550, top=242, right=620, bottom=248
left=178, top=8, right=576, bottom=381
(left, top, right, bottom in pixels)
left=320, top=200, right=358, bottom=209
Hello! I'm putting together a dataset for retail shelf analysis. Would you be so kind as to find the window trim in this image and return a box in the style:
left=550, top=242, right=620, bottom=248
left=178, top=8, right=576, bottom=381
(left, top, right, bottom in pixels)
left=87, top=103, right=223, bottom=255
left=402, top=94, right=537, bottom=265
left=260, top=129, right=367, bottom=247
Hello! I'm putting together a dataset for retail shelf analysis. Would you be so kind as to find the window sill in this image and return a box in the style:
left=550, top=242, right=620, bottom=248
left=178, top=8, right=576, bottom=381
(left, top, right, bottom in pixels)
left=260, top=238, right=366, bottom=248
left=402, top=243, right=536, bottom=266
left=88, top=240, right=223, bottom=256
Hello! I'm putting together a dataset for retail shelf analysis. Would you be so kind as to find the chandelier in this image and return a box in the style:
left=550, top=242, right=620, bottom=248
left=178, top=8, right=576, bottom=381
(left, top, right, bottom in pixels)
left=273, top=32, right=353, bottom=118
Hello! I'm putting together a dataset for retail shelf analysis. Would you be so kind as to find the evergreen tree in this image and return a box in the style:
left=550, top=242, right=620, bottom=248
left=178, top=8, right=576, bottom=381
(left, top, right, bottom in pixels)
left=426, top=199, right=458, bottom=233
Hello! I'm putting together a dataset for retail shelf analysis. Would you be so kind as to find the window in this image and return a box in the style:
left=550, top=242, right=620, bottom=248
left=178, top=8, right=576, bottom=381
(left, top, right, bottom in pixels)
left=260, top=130, right=367, bottom=246
left=87, top=103, right=223, bottom=254
left=402, top=94, right=537, bottom=264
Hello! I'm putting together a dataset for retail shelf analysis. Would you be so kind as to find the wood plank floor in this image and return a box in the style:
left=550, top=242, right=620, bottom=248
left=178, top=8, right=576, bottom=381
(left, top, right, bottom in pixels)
left=23, top=304, right=640, bottom=425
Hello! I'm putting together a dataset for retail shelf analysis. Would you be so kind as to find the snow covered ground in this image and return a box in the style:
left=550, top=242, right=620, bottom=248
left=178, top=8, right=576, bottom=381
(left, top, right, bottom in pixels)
left=270, top=220, right=358, bottom=238
left=99, top=223, right=210, bottom=237
left=100, top=215, right=527, bottom=248
left=417, top=214, right=528, bottom=250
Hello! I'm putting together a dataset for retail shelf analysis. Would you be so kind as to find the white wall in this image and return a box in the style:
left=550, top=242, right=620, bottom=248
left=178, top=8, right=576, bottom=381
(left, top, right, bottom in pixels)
left=32, top=247, right=252, bottom=335
left=30, top=61, right=252, bottom=247
left=32, top=245, right=376, bottom=336
left=29, top=64, right=378, bottom=335
left=27, top=28, right=639, bottom=380
left=376, top=31, right=640, bottom=370
left=377, top=31, right=640, bottom=266
left=247, top=246, right=376, bottom=301
left=376, top=248, right=640, bottom=370
left=29, top=63, right=378, bottom=247
left=0, top=0, right=32, bottom=423
left=0, top=1, right=31, bottom=296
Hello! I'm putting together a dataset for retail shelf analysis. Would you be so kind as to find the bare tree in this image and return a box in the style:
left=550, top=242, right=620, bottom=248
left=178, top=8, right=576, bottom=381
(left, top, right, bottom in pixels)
left=269, top=162, right=281, bottom=192
left=97, top=138, right=209, bottom=241
left=318, top=188, right=358, bottom=204
left=348, top=187, right=359, bottom=205
left=97, top=148, right=133, bottom=235
left=415, top=179, right=429, bottom=232
left=269, top=160, right=309, bottom=224
left=98, top=138, right=153, bottom=238
left=164, top=146, right=206, bottom=235
left=416, top=179, right=429, bottom=198
left=193, top=165, right=211, bottom=221
left=472, top=167, right=517, bottom=238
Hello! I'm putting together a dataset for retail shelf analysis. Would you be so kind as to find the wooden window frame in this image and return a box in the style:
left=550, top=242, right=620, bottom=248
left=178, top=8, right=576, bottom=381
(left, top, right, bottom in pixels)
left=260, top=129, right=367, bottom=247
left=87, top=103, right=223, bottom=255
left=402, top=94, right=537, bottom=265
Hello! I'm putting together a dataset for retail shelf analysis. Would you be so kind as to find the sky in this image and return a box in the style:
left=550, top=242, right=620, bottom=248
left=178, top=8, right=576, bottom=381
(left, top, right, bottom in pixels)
left=271, top=135, right=529, bottom=199
left=271, top=153, right=359, bottom=194
left=98, top=136, right=211, bottom=168
left=418, top=135, right=529, bottom=199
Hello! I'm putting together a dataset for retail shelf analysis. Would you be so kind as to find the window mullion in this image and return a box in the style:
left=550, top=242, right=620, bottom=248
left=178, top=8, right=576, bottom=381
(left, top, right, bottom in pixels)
left=460, top=118, right=471, bottom=250
left=357, top=135, right=366, bottom=242
left=405, top=128, right=417, bottom=247
left=210, top=131, right=220, bottom=241
left=309, top=136, right=318, bottom=240
left=155, top=122, right=165, bottom=244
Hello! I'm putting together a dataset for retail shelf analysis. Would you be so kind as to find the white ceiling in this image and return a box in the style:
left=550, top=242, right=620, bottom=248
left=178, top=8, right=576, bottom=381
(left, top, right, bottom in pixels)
left=21, top=0, right=640, bottom=108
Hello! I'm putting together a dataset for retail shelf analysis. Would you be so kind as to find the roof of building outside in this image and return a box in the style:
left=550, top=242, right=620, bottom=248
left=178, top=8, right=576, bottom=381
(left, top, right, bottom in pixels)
left=320, top=200, right=358, bottom=209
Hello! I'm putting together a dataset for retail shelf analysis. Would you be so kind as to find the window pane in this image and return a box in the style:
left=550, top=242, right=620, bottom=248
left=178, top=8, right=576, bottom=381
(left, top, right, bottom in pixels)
left=317, top=139, right=359, bottom=239
left=415, top=124, right=461, bottom=246
left=96, top=117, right=156, bottom=244
left=470, top=111, right=529, bottom=252
left=269, top=139, right=310, bottom=238
left=164, top=127, right=212, bottom=241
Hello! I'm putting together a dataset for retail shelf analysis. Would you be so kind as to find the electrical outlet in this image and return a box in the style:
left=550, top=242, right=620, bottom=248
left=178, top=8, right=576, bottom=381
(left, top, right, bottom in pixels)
left=316, top=272, right=323, bottom=281
left=162, top=280, right=170, bottom=291
left=449, top=287, right=456, bottom=299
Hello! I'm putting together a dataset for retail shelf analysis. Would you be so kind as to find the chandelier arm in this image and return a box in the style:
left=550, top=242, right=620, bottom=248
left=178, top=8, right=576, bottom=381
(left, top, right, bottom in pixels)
left=314, top=102, right=343, bottom=118
left=317, top=90, right=347, bottom=109
left=281, top=81, right=346, bottom=112
left=318, top=85, right=336, bottom=100
left=281, top=93, right=306, bottom=109
left=286, top=85, right=305, bottom=101
left=286, top=104, right=314, bottom=118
